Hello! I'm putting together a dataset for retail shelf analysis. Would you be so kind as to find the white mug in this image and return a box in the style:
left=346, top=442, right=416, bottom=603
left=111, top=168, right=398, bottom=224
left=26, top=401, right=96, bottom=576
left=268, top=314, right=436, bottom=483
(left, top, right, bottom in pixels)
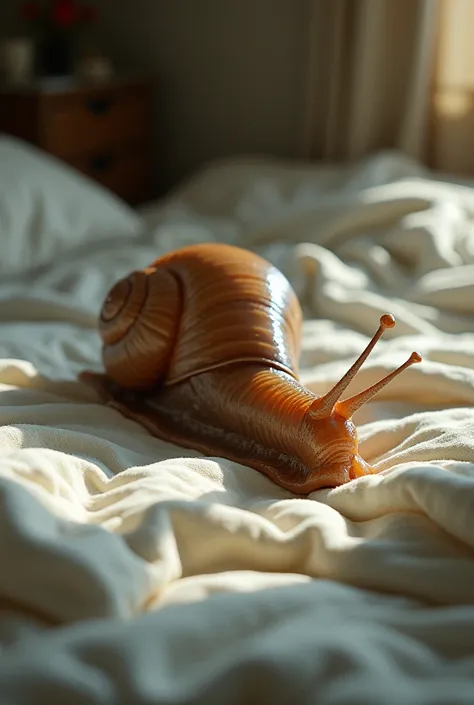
left=0, top=37, right=34, bottom=86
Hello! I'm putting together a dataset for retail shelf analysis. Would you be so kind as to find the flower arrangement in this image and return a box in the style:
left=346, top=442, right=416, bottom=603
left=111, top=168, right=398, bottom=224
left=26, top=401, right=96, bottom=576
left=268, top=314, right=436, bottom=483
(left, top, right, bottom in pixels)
left=20, top=0, right=98, bottom=31
left=20, top=1, right=99, bottom=76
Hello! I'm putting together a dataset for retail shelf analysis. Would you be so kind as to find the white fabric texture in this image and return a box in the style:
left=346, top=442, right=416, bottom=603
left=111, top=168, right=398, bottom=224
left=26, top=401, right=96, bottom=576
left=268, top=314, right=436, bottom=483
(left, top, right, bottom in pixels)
left=1, top=150, right=474, bottom=704
left=0, top=136, right=142, bottom=275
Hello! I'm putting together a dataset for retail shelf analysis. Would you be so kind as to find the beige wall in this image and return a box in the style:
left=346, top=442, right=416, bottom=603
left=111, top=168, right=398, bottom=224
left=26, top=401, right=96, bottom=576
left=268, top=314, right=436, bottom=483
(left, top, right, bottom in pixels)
left=0, top=0, right=310, bottom=192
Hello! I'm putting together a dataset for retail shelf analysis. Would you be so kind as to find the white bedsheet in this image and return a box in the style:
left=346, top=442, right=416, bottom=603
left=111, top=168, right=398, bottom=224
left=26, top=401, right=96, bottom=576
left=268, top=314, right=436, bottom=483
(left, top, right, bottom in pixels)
left=1, top=151, right=474, bottom=704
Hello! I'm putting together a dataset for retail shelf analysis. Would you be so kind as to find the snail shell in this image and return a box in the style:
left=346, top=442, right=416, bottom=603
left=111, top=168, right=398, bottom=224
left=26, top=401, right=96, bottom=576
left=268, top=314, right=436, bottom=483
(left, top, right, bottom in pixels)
left=100, top=243, right=302, bottom=390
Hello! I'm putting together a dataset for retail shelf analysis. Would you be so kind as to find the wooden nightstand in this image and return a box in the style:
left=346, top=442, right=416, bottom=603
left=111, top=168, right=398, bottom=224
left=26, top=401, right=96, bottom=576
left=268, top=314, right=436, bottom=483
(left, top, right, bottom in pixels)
left=0, top=76, right=154, bottom=205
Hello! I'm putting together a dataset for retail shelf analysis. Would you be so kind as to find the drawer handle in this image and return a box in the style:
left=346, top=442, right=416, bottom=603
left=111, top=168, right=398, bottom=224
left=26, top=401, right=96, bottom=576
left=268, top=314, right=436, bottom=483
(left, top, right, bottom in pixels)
left=90, top=154, right=115, bottom=173
left=85, top=97, right=113, bottom=115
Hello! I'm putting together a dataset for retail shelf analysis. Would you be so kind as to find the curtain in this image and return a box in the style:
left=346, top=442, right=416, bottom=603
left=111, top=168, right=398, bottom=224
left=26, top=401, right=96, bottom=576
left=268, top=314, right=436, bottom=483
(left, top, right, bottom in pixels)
left=430, top=0, right=474, bottom=175
left=303, top=0, right=439, bottom=165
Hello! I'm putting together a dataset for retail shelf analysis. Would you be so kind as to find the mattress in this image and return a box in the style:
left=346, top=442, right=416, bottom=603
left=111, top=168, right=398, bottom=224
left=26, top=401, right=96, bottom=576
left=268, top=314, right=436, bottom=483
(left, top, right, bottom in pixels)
left=1, top=149, right=474, bottom=704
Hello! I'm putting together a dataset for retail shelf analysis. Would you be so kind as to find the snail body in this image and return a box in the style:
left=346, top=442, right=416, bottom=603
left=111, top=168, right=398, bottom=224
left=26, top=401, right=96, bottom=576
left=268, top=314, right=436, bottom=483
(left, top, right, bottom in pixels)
left=80, top=243, right=421, bottom=494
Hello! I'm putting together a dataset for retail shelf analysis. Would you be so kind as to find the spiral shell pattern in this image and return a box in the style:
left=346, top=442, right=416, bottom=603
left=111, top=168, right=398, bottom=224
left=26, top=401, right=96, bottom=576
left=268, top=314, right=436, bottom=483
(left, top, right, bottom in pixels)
left=98, top=243, right=303, bottom=391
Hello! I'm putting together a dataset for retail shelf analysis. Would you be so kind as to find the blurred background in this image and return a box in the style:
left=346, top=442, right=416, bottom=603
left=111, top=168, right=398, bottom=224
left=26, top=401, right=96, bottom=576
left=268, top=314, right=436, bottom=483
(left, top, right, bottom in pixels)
left=0, top=0, right=470, bottom=195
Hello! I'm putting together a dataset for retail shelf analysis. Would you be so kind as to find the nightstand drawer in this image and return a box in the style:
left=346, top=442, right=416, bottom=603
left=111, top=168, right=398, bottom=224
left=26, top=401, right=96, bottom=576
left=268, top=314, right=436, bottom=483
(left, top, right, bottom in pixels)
left=0, top=78, right=155, bottom=204
left=66, top=149, right=152, bottom=205
left=43, top=87, right=150, bottom=157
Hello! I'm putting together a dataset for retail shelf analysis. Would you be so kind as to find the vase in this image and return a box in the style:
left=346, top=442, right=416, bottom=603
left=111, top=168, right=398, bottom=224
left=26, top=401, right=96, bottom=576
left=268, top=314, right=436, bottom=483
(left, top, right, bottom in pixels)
left=41, top=34, right=75, bottom=77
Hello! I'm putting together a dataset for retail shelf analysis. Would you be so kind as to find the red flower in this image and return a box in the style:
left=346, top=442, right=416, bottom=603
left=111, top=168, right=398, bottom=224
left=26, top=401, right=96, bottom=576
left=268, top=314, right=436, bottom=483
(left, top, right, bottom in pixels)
left=51, top=0, right=76, bottom=27
left=20, top=1, right=40, bottom=21
left=79, top=4, right=98, bottom=23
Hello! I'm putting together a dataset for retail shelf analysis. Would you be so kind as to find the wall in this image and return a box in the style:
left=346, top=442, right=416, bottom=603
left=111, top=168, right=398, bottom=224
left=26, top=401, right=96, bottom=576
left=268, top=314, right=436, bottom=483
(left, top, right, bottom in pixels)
left=0, top=0, right=311, bottom=193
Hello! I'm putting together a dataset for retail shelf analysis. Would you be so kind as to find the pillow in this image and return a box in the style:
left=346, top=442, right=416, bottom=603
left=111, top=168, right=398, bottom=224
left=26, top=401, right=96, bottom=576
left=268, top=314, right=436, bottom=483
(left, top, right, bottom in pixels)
left=0, top=136, right=143, bottom=275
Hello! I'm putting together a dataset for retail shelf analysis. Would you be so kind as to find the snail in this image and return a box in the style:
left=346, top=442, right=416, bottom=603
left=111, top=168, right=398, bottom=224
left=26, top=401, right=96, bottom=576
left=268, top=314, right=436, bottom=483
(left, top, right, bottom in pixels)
left=79, top=242, right=422, bottom=494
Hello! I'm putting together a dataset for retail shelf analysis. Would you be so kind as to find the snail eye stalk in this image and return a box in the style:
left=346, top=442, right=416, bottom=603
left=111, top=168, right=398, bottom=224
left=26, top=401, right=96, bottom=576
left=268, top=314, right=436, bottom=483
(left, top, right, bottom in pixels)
left=336, top=352, right=422, bottom=419
left=309, top=314, right=421, bottom=419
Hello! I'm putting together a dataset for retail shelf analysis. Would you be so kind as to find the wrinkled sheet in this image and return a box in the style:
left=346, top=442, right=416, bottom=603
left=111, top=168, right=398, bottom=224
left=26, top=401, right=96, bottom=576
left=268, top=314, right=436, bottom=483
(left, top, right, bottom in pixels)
left=1, top=151, right=474, bottom=704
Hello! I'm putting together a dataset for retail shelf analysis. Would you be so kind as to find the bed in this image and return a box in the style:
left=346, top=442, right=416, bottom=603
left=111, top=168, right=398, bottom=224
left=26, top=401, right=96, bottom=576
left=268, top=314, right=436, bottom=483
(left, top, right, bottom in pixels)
left=1, top=136, right=474, bottom=704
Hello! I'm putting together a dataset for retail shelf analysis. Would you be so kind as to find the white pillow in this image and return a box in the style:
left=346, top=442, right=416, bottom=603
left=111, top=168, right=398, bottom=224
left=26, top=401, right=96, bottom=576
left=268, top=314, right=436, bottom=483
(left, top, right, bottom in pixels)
left=0, top=136, right=143, bottom=275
